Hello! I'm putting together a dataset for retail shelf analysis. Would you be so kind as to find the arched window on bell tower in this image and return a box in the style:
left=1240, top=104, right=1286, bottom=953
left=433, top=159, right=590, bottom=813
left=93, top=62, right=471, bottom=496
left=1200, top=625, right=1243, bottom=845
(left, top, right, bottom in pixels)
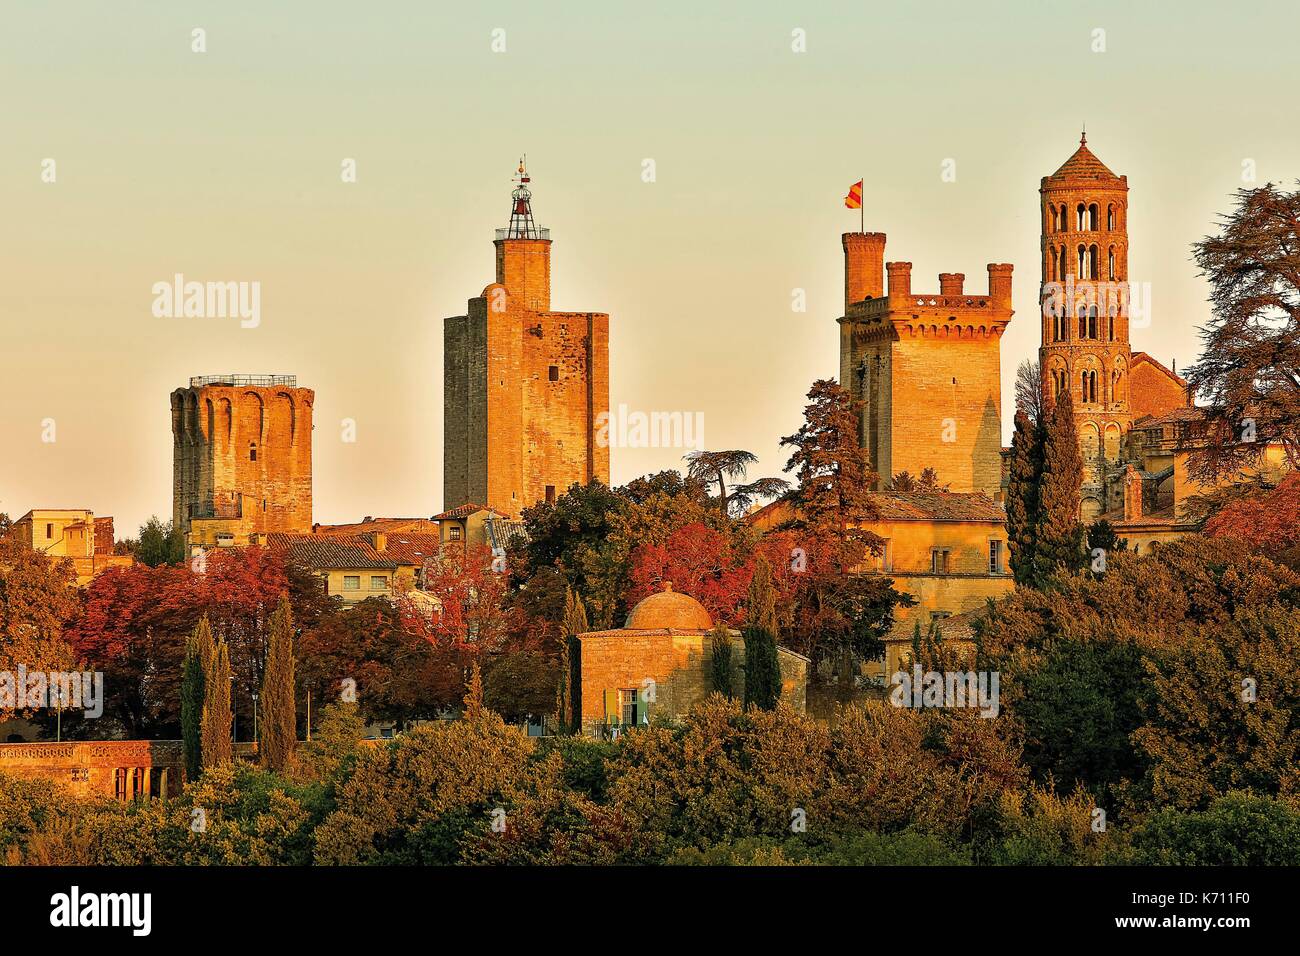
left=1078, top=303, right=1087, bottom=339
left=1107, top=204, right=1116, bottom=230
left=1088, top=203, right=1099, bottom=230
left=1108, top=247, right=1116, bottom=280
left=1076, top=203, right=1087, bottom=231
left=1088, top=304, right=1098, bottom=340
left=1077, top=245, right=1088, bottom=279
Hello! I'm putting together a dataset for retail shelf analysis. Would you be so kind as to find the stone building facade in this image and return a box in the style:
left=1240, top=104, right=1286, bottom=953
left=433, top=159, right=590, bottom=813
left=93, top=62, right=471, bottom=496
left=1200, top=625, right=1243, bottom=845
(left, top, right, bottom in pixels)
left=0, top=740, right=184, bottom=800
left=10, top=509, right=132, bottom=584
left=443, top=163, right=610, bottom=519
left=171, top=375, right=314, bottom=550
left=838, top=234, right=1013, bottom=498
left=577, top=583, right=808, bottom=737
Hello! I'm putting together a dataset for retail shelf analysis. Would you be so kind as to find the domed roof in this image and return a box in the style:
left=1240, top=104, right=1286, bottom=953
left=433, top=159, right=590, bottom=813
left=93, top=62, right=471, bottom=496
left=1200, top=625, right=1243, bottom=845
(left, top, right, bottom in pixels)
left=1046, top=134, right=1122, bottom=184
left=624, top=582, right=713, bottom=631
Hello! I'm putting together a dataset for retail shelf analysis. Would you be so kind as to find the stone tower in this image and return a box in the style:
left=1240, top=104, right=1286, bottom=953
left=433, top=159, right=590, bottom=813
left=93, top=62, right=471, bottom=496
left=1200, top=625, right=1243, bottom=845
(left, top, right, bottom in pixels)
left=1037, top=133, right=1133, bottom=519
left=838, top=231, right=1013, bottom=498
left=443, top=161, right=610, bottom=518
left=171, top=375, right=314, bottom=549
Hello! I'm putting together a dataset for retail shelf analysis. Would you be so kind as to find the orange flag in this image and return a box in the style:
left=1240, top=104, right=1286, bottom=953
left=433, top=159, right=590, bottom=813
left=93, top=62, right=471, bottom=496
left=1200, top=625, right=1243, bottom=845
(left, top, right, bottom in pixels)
left=844, top=180, right=863, bottom=209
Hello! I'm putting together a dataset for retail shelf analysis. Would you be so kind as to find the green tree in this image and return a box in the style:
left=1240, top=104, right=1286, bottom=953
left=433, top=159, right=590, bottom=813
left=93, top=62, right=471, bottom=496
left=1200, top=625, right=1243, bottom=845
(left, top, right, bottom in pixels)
left=180, top=616, right=214, bottom=781
left=709, top=621, right=734, bottom=697
left=1184, top=183, right=1300, bottom=481
left=743, top=556, right=782, bottom=710
left=781, top=379, right=878, bottom=553
left=1033, top=390, right=1085, bottom=580
left=1006, top=410, right=1044, bottom=586
left=260, top=595, right=296, bottom=772
left=201, top=638, right=233, bottom=767
left=132, top=516, right=186, bottom=567
left=561, top=588, right=588, bottom=733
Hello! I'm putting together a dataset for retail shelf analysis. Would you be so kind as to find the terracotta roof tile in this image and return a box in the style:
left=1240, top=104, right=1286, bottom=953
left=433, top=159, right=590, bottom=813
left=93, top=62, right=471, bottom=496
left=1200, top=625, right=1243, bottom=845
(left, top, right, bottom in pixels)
left=1046, top=139, right=1123, bottom=183
left=868, top=492, right=1005, bottom=522
left=432, top=503, right=510, bottom=520
left=266, top=533, right=398, bottom=570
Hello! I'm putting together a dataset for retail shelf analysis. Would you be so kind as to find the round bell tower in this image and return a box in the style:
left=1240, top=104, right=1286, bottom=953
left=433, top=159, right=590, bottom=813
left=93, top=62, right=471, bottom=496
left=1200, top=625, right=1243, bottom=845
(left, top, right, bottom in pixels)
left=1038, top=133, right=1133, bottom=518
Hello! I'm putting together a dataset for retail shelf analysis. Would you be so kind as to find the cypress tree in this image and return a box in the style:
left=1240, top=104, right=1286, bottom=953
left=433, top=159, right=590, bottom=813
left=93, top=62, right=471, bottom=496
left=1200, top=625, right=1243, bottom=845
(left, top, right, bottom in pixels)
left=743, top=555, right=782, bottom=710
left=1034, top=388, right=1086, bottom=581
left=709, top=621, right=734, bottom=697
left=464, top=661, right=485, bottom=722
left=180, top=615, right=213, bottom=781
left=561, top=588, right=588, bottom=734
left=201, top=638, right=233, bottom=767
left=260, top=594, right=296, bottom=771
left=1006, top=409, right=1045, bottom=586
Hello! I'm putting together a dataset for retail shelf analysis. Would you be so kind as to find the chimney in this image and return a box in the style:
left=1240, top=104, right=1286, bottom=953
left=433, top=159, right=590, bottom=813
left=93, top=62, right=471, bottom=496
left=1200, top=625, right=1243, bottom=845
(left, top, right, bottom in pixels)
left=886, top=261, right=912, bottom=300
left=373, top=533, right=387, bottom=552
left=939, top=273, right=964, bottom=296
left=842, top=232, right=886, bottom=309
left=987, top=263, right=1013, bottom=310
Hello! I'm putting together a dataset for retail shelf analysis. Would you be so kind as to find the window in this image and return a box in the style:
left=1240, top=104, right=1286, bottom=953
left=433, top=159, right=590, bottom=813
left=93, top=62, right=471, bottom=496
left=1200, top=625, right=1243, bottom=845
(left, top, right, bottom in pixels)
left=1076, top=203, right=1086, bottom=231
left=879, top=539, right=892, bottom=571
left=1108, top=248, right=1115, bottom=281
left=548, top=365, right=559, bottom=381
left=930, top=549, right=950, bottom=574
left=1107, top=205, right=1116, bottom=230
left=619, top=688, right=642, bottom=727
left=545, top=485, right=556, bottom=504
left=989, top=540, right=1004, bottom=574
left=114, top=768, right=128, bottom=801
left=1088, top=203, right=1099, bottom=230
left=448, top=525, right=462, bottom=541
left=370, top=575, right=388, bottom=590
left=249, top=443, right=257, bottom=462
left=1087, top=305, right=1097, bottom=340
left=45, top=523, right=53, bottom=538
left=342, top=575, right=360, bottom=591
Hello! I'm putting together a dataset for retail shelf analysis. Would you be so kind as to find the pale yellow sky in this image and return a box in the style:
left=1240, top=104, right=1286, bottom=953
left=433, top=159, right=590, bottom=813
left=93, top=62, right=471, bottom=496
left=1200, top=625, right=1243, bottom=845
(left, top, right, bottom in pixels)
left=2, top=1, right=1298, bottom=535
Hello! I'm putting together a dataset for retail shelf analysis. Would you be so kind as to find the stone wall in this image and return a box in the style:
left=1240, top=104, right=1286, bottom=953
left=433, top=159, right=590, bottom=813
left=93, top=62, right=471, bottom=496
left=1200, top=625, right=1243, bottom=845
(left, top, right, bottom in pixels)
left=171, top=383, right=314, bottom=546
left=0, top=740, right=185, bottom=799
left=443, top=237, right=610, bottom=519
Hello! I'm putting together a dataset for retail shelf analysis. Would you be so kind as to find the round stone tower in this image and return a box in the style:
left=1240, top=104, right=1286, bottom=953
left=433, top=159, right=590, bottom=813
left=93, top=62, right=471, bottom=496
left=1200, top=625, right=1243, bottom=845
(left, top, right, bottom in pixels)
left=1038, top=133, right=1133, bottom=518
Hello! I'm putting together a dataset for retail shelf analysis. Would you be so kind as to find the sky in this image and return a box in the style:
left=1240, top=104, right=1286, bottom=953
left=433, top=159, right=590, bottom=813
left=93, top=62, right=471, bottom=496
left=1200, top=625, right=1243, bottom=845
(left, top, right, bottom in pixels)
left=3, top=0, right=1299, bottom=536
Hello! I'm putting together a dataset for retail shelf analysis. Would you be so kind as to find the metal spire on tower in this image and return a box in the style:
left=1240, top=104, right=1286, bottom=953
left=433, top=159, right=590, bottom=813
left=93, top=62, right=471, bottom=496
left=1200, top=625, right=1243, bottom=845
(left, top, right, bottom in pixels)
left=504, top=155, right=544, bottom=239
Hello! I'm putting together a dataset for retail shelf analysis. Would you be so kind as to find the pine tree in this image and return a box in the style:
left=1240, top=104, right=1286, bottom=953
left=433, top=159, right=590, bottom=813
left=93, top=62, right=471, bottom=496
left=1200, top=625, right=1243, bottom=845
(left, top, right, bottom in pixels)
left=561, top=588, right=588, bottom=734
left=709, top=621, right=734, bottom=697
left=260, top=594, right=296, bottom=772
left=180, top=615, right=213, bottom=781
left=742, top=555, right=782, bottom=710
left=1034, top=388, right=1086, bottom=581
left=1006, top=409, right=1045, bottom=586
left=201, top=638, right=233, bottom=767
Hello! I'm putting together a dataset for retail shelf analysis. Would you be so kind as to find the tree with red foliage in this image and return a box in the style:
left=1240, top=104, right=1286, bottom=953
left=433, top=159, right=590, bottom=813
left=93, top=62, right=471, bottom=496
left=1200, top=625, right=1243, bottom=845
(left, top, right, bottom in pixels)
left=67, top=547, right=322, bottom=737
left=1204, top=472, right=1300, bottom=568
left=626, top=522, right=755, bottom=625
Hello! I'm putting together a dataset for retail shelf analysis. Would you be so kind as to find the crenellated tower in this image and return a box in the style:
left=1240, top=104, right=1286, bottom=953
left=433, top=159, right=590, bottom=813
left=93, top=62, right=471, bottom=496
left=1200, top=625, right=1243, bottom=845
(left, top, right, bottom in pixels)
left=1037, top=133, right=1133, bottom=518
left=838, top=229, right=1013, bottom=498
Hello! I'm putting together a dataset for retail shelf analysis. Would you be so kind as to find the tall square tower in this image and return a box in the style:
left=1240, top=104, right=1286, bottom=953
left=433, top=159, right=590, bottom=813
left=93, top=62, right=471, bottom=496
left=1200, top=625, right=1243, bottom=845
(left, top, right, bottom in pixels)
left=443, top=162, right=610, bottom=518
left=838, top=231, right=1013, bottom=498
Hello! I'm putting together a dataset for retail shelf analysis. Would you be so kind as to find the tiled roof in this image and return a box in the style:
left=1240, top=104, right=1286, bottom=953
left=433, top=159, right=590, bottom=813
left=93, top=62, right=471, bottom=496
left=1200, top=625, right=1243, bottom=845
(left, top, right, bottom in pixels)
left=375, top=533, right=442, bottom=566
left=1132, top=405, right=1206, bottom=429
left=748, top=492, right=1005, bottom=526
left=312, top=517, right=438, bottom=536
left=885, top=608, right=983, bottom=645
left=266, top=533, right=397, bottom=570
left=869, top=492, right=1006, bottom=522
left=1046, top=137, right=1123, bottom=183
left=432, top=503, right=510, bottom=520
